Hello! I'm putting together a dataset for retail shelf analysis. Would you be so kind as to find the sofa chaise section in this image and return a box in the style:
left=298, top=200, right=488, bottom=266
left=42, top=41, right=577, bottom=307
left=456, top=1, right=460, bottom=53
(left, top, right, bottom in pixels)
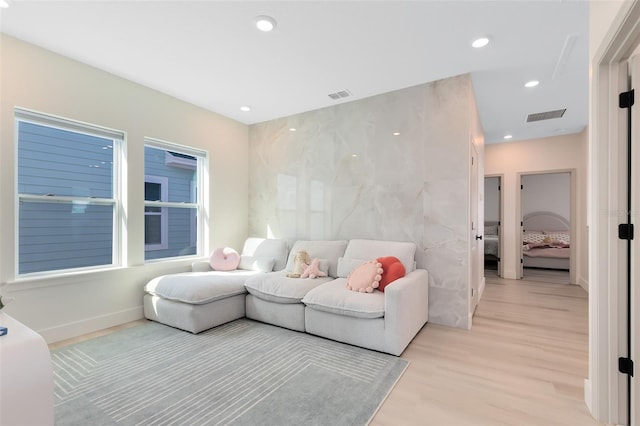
left=244, top=240, right=348, bottom=332
left=143, top=237, right=287, bottom=333
left=302, top=239, right=429, bottom=356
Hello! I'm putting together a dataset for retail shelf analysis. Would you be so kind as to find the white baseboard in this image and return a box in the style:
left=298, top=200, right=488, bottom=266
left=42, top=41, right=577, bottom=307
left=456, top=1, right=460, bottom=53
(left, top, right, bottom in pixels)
left=578, top=277, right=588, bottom=292
left=503, top=268, right=518, bottom=280
left=584, top=378, right=593, bottom=417
left=39, top=306, right=144, bottom=344
left=478, top=277, right=486, bottom=302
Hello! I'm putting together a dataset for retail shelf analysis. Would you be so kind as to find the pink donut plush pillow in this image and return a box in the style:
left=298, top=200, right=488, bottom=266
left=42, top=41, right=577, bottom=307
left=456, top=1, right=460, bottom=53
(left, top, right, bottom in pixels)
left=346, top=260, right=383, bottom=293
left=210, top=247, right=240, bottom=271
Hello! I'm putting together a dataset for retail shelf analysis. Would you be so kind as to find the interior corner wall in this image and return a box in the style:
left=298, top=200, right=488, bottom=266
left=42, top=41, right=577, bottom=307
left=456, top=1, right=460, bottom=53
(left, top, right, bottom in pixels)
left=248, top=74, right=479, bottom=329
left=521, top=172, right=571, bottom=220
left=0, top=34, right=249, bottom=342
left=484, top=130, right=588, bottom=287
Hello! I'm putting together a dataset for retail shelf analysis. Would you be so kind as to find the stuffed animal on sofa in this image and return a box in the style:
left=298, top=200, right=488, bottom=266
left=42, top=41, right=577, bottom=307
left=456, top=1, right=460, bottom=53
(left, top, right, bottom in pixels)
left=300, top=258, right=327, bottom=279
left=287, top=250, right=311, bottom=278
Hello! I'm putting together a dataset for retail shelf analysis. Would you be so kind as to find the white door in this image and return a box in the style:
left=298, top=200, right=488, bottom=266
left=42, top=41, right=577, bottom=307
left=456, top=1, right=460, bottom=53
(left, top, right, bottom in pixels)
left=470, top=144, right=480, bottom=318
left=519, top=175, right=524, bottom=279
left=628, top=54, right=640, bottom=426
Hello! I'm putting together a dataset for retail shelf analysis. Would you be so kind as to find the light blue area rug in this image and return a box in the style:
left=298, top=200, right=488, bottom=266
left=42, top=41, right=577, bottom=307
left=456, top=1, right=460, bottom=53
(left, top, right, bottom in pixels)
left=51, top=319, right=408, bottom=425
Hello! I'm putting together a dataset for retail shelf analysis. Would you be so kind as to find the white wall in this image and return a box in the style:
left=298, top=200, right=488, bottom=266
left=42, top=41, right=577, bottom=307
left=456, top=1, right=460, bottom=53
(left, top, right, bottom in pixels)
left=522, top=172, right=570, bottom=221
left=0, top=35, right=249, bottom=342
left=485, top=131, right=587, bottom=288
left=248, top=74, right=484, bottom=329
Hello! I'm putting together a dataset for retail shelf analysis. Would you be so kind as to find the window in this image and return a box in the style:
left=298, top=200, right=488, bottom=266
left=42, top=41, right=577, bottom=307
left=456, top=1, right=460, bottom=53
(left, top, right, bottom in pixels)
left=16, top=108, right=124, bottom=276
left=144, top=175, right=168, bottom=251
left=144, top=139, right=206, bottom=261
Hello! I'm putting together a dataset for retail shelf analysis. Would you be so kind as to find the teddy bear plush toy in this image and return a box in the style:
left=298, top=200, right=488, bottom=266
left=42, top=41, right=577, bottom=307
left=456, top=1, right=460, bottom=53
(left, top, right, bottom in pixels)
left=286, top=250, right=311, bottom=278
left=300, top=258, right=327, bottom=279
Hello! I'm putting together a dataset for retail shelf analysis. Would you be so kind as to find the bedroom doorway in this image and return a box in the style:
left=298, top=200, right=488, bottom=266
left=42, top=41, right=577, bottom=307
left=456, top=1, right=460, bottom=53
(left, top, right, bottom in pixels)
left=518, top=171, right=575, bottom=284
left=484, top=176, right=502, bottom=277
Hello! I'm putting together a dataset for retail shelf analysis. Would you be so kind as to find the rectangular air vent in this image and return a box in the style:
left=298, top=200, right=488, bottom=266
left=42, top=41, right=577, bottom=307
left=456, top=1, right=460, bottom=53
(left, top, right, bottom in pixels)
left=328, top=89, right=352, bottom=100
left=526, top=108, right=566, bottom=122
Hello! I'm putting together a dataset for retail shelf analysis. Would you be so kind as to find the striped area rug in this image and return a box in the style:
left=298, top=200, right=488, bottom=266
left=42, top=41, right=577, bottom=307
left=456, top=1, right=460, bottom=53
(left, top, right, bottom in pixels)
left=51, top=319, right=408, bottom=426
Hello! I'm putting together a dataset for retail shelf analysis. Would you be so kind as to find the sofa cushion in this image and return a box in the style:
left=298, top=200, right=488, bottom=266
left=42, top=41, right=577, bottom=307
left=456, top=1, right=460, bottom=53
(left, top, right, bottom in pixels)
left=302, top=279, right=385, bottom=319
left=343, top=239, right=416, bottom=273
left=241, top=238, right=289, bottom=271
left=337, top=257, right=368, bottom=278
left=245, top=271, right=334, bottom=304
left=145, top=271, right=256, bottom=304
left=210, top=247, right=241, bottom=271
left=238, top=255, right=275, bottom=273
left=285, top=240, right=348, bottom=278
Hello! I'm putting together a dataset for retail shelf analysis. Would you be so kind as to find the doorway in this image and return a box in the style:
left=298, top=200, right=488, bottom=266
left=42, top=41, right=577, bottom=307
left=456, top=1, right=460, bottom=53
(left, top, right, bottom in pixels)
left=519, top=172, right=573, bottom=283
left=484, top=176, right=502, bottom=277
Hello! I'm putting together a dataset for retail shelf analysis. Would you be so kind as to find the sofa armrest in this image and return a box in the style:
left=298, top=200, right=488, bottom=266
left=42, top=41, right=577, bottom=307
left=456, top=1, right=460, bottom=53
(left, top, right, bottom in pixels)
left=191, top=261, right=213, bottom=272
left=383, top=268, right=429, bottom=355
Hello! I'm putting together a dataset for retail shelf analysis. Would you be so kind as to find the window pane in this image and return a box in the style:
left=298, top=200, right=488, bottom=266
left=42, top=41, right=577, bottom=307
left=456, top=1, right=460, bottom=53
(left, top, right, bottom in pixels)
left=145, top=182, right=161, bottom=201
left=145, top=215, right=162, bottom=245
left=144, top=207, right=197, bottom=260
left=144, top=146, right=196, bottom=203
left=145, top=141, right=203, bottom=261
left=18, top=121, right=113, bottom=198
left=19, top=201, right=113, bottom=274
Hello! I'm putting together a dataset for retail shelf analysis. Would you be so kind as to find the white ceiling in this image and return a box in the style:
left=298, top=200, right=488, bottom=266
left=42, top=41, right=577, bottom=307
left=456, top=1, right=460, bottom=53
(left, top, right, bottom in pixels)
left=0, top=0, right=589, bottom=144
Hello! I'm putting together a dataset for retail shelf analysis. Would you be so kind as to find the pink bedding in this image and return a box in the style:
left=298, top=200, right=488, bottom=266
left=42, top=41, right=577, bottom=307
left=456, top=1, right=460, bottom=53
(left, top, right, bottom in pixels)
left=523, top=247, right=570, bottom=259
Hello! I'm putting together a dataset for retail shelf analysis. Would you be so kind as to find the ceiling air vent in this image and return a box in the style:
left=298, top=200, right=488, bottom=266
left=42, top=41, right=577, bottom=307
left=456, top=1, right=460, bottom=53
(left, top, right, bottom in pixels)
left=526, top=108, right=566, bottom=122
left=328, top=89, right=352, bottom=100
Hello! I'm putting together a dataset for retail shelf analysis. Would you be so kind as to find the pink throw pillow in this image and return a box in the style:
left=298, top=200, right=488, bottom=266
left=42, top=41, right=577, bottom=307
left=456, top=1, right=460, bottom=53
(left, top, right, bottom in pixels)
left=209, top=247, right=240, bottom=271
left=346, top=260, right=383, bottom=293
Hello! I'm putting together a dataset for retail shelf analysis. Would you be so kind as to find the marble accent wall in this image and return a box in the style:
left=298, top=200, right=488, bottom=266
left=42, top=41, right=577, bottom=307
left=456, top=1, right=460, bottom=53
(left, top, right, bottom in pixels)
left=249, top=74, right=482, bottom=329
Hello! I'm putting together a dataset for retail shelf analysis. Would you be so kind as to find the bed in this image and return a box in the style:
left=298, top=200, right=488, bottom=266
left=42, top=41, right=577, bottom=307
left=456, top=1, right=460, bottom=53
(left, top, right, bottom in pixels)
left=522, top=211, right=570, bottom=270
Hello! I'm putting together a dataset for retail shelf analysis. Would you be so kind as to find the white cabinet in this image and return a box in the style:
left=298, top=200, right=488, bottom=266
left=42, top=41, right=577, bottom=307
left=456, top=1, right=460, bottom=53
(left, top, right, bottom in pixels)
left=0, top=312, right=54, bottom=426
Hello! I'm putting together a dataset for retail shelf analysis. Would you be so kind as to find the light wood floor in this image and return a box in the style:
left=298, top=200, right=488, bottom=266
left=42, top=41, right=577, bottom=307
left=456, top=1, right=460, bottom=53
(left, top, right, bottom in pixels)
left=50, top=270, right=597, bottom=425
left=372, top=269, right=597, bottom=426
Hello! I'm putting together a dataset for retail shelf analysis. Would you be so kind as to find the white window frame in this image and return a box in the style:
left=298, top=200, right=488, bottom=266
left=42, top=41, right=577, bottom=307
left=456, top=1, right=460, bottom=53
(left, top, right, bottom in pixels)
left=190, top=180, right=197, bottom=248
left=144, top=137, right=207, bottom=262
left=144, top=175, right=169, bottom=251
left=14, top=107, right=125, bottom=278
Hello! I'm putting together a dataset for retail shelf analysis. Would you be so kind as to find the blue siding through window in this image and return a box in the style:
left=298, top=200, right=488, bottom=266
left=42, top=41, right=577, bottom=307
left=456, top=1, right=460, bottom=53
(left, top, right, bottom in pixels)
left=19, top=202, right=113, bottom=274
left=18, top=122, right=113, bottom=198
left=17, top=121, right=115, bottom=274
left=144, top=146, right=197, bottom=260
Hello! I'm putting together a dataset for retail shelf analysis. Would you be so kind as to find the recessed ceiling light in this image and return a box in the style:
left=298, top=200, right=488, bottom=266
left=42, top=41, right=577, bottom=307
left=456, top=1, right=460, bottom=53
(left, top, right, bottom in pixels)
left=351, top=154, right=358, bottom=158
left=504, top=134, right=513, bottom=140
left=524, top=80, right=540, bottom=88
left=240, top=105, right=251, bottom=112
left=0, top=0, right=10, bottom=8
left=471, top=37, right=489, bottom=48
left=255, top=15, right=277, bottom=32
left=393, top=132, right=401, bottom=136
left=289, top=128, right=297, bottom=132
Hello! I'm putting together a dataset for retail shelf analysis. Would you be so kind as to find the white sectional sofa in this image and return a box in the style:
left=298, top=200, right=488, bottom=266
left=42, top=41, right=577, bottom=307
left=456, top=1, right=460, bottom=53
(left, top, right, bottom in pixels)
left=143, top=238, right=429, bottom=356
left=303, top=239, right=428, bottom=356
left=143, top=238, right=288, bottom=333
left=244, top=240, right=349, bottom=332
